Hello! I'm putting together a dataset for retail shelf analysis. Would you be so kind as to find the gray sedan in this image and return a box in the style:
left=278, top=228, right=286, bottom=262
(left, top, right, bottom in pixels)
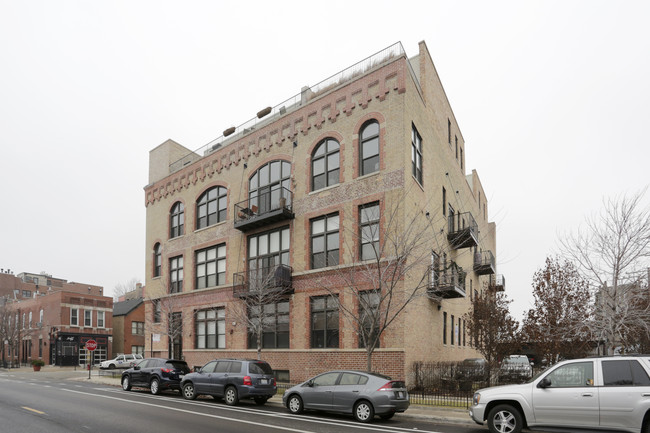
left=282, top=370, right=409, bottom=423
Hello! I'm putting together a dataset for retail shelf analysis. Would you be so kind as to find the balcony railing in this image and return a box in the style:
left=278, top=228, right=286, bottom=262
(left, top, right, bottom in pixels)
left=447, top=212, right=478, bottom=249
left=473, top=250, right=496, bottom=276
left=232, top=264, right=293, bottom=298
left=427, top=263, right=466, bottom=299
left=234, top=187, right=294, bottom=231
left=489, top=274, right=506, bottom=292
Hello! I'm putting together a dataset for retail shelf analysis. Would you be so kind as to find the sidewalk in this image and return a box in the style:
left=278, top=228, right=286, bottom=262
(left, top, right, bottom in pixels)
left=2, top=366, right=475, bottom=426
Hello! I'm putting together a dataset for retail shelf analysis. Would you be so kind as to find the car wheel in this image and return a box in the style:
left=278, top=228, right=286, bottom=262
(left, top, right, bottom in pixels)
left=487, top=404, right=523, bottom=433
left=379, top=413, right=395, bottom=420
left=150, top=378, right=161, bottom=395
left=287, top=394, right=303, bottom=414
left=643, top=416, right=650, bottom=433
left=254, top=397, right=268, bottom=406
left=182, top=383, right=197, bottom=400
left=121, top=376, right=132, bottom=391
left=108, top=364, right=115, bottom=370
left=224, top=386, right=239, bottom=406
left=354, top=400, right=375, bottom=423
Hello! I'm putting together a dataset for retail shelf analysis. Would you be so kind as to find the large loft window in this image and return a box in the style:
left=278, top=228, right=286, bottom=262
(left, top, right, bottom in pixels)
left=311, top=295, right=339, bottom=348
left=359, top=120, right=379, bottom=175
left=196, top=244, right=226, bottom=289
left=249, top=160, right=292, bottom=214
left=359, top=291, right=380, bottom=349
left=197, top=186, right=227, bottom=229
left=310, top=213, right=339, bottom=269
left=312, top=138, right=340, bottom=191
left=196, top=308, right=225, bottom=349
left=247, top=227, right=290, bottom=285
left=359, top=202, right=380, bottom=261
left=248, top=301, right=289, bottom=349
left=169, top=256, right=183, bottom=293
left=153, top=243, right=162, bottom=278
left=411, top=123, right=422, bottom=185
left=170, top=202, right=184, bottom=238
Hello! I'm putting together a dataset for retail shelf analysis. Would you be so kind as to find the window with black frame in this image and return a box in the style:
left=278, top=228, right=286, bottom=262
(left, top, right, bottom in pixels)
left=312, top=138, right=340, bottom=191
left=311, top=295, right=339, bottom=348
left=311, top=213, right=339, bottom=269
left=247, top=301, right=289, bottom=349
left=195, top=308, right=225, bottom=349
left=170, top=201, right=184, bottom=238
left=359, top=120, right=380, bottom=175
left=196, top=186, right=227, bottom=229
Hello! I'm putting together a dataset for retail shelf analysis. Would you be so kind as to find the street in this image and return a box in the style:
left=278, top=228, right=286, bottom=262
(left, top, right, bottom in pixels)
left=0, top=368, right=485, bottom=433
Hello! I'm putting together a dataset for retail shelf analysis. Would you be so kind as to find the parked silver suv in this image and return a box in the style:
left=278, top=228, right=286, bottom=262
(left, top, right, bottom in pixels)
left=470, top=355, right=650, bottom=433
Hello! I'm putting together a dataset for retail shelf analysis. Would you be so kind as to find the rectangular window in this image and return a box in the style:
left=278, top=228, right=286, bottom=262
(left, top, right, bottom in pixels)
left=448, top=118, right=451, bottom=145
left=71, top=308, right=79, bottom=326
left=131, top=345, right=144, bottom=356
left=359, top=291, right=380, bottom=349
left=247, top=227, right=290, bottom=291
left=455, top=135, right=458, bottom=159
left=39, top=338, right=43, bottom=357
left=248, top=301, right=289, bottom=349
left=196, top=244, right=226, bottom=289
left=153, top=300, right=161, bottom=323
left=311, top=296, right=339, bottom=348
left=23, top=290, right=31, bottom=298
left=411, top=124, right=422, bottom=185
left=442, top=187, right=446, bottom=216
left=359, top=202, right=380, bottom=261
left=131, top=321, right=145, bottom=336
left=451, top=314, right=455, bottom=345
left=311, top=213, right=340, bottom=269
left=196, top=308, right=225, bottom=349
left=460, top=147, right=464, bottom=170
left=443, top=312, right=447, bottom=344
left=170, top=256, right=183, bottom=293
left=84, top=310, right=92, bottom=327
left=97, top=311, right=105, bottom=328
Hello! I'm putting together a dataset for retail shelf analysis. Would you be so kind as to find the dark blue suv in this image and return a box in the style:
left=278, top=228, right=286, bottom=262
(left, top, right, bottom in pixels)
left=181, top=359, right=276, bottom=405
left=121, top=358, right=190, bottom=395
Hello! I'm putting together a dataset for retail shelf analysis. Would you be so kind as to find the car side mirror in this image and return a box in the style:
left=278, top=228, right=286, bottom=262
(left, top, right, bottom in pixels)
left=134, top=366, right=141, bottom=371
left=537, top=378, right=551, bottom=389
left=307, top=379, right=314, bottom=387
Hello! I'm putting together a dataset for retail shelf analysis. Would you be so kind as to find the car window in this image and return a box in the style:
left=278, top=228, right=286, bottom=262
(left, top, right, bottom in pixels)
left=249, top=362, right=273, bottom=375
left=603, top=360, right=650, bottom=386
left=313, top=372, right=340, bottom=386
left=137, top=360, right=149, bottom=368
left=339, top=373, right=368, bottom=385
left=215, top=361, right=230, bottom=373
left=229, top=361, right=242, bottom=373
left=126, top=355, right=134, bottom=361
left=166, top=361, right=188, bottom=371
left=202, top=361, right=217, bottom=373
left=544, top=361, right=593, bottom=387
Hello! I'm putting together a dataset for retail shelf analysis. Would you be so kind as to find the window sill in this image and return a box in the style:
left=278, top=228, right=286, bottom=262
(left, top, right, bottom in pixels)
left=194, top=219, right=227, bottom=234
left=309, top=183, right=340, bottom=196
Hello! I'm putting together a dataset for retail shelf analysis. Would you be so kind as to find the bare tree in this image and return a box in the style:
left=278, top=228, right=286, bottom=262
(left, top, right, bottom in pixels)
left=113, top=277, right=142, bottom=301
left=559, top=189, right=650, bottom=354
left=316, top=195, right=444, bottom=372
left=465, top=289, right=519, bottom=384
left=229, top=266, right=292, bottom=360
left=521, top=257, right=592, bottom=364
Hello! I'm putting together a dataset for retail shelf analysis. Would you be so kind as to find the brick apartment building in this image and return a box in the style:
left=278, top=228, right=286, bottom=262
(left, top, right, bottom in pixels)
left=0, top=270, right=113, bottom=366
left=143, top=41, right=504, bottom=384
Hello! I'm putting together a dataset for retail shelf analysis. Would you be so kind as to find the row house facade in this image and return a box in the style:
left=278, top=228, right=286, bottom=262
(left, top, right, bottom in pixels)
left=0, top=271, right=113, bottom=367
left=143, top=41, right=504, bottom=384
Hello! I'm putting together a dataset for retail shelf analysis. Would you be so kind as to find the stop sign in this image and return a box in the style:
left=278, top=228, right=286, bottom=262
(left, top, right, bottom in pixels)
left=86, top=340, right=97, bottom=351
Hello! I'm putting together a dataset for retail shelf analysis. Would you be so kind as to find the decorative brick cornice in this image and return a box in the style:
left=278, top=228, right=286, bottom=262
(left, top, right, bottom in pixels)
left=145, top=58, right=408, bottom=207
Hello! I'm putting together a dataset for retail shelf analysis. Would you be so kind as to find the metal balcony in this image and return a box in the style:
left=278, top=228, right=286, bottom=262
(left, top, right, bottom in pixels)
left=447, top=212, right=478, bottom=249
left=232, top=264, right=293, bottom=298
left=489, top=274, right=506, bottom=292
left=234, top=187, right=294, bottom=231
left=427, top=263, right=466, bottom=299
left=473, top=250, right=496, bottom=275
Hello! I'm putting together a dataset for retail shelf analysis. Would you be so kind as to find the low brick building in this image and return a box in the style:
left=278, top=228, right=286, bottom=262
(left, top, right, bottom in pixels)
left=112, top=298, right=145, bottom=358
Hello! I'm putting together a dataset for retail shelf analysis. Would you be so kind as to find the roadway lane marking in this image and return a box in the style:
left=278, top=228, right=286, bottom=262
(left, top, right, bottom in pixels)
left=70, top=388, right=443, bottom=433
left=22, top=406, right=46, bottom=415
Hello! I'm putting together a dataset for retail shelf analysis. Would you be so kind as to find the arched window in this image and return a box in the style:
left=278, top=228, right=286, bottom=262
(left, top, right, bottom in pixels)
left=249, top=160, right=291, bottom=214
left=359, top=120, right=380, bottom=175
left=153, top=243, right=161, bottom=277
left=196, top=186, right=227, bottom=229
left=312, top=138, right=340, bottom=191
left=170, top=202, right=184, bottom=238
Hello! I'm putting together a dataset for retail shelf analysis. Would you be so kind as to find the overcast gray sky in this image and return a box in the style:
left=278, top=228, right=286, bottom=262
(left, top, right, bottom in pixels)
left=1, top=1, right=648, bottom=320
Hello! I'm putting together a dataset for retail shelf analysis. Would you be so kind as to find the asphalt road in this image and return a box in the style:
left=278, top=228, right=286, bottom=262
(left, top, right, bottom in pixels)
left=0, top=369, right=486, bottom=433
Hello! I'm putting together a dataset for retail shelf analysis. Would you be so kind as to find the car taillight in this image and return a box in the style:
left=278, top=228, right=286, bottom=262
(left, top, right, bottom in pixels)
left=243, top=376, right=252, bottom=386
left=377, top=381, right=396, bottom=391
left=161, top=368, right=172, bottom=373
left=272, top=378, right=276, bottom=386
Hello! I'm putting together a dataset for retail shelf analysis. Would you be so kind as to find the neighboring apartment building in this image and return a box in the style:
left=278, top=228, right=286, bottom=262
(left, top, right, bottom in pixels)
left=0, top=270, right=113, bottom=366
left=112, top=297, right=145, bottom=358
left=143, top=41, right=503, bottom=384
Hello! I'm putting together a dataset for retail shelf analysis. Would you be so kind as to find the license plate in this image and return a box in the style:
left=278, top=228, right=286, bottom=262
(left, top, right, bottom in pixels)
left=260, top=379, right=268, bottom=385
left=397, top=391, right=404, bottom=399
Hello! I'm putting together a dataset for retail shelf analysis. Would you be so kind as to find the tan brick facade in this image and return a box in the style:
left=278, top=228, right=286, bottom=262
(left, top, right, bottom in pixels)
left=143, top=41, right=499, bottom=385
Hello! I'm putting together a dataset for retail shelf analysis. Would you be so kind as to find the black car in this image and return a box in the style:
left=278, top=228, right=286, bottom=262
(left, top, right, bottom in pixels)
left=121, top=358, right=190, bottom=395
left=181, top=359, right=276, bottom=405
left=455, top=358, right=489, bottom=382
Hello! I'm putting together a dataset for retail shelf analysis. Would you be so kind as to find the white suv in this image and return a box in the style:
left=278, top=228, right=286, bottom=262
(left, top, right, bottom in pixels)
left=99, top=354, right=143, bottom=370
left=470, top=355, right=650, bottom=433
